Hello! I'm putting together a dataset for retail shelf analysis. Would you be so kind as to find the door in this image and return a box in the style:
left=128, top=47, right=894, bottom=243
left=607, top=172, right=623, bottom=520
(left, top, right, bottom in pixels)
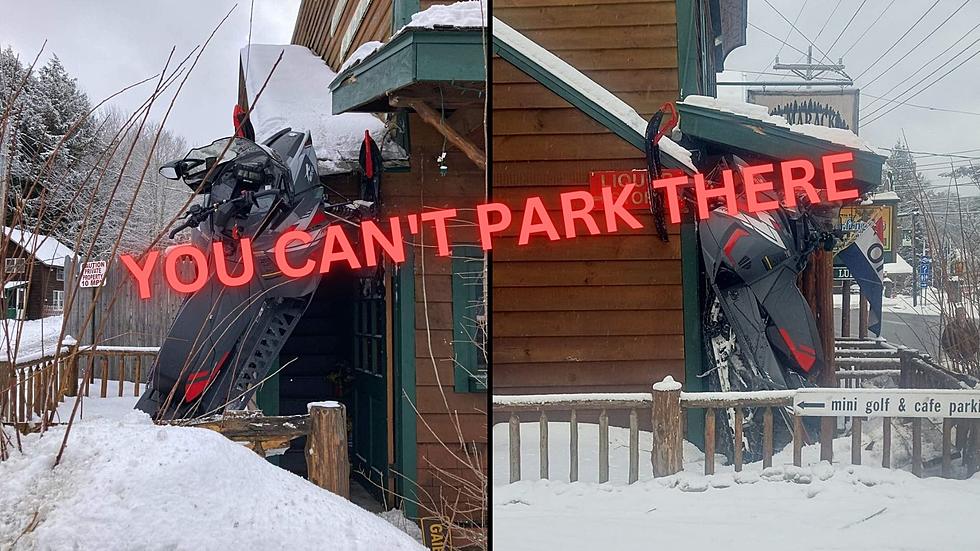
left=351, top=269, right=388, bottom=498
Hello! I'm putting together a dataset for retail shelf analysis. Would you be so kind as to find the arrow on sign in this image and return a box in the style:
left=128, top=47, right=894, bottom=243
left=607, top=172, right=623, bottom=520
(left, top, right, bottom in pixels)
left=797, top=402, right=826, bottom=409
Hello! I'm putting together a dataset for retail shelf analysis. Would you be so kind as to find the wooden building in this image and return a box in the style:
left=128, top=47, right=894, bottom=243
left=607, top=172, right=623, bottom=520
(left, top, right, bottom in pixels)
left=490, top=0, right=887, bottom=442
left=243, top=0, right=487, bottom=529
left=1, top=226, right=73, bottom=320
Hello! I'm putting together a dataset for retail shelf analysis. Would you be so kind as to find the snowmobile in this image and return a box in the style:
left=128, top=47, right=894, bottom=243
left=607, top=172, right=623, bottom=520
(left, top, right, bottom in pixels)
left=645, top=109, right=835, bottom=459
left=135, top=128, right=377, bottom=420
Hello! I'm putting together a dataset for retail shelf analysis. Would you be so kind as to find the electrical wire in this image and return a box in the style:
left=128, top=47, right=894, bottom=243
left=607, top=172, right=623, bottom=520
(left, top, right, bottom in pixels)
left=860, top=0, right=971, bottom=90
left=838, top=0, right=898, bottom=59
left=860, top=94, right=980, bottom=117
left=761, top=0, right=836, bottom=64
left=852, top=0, right=941, bottom=81
left=757, top=0, right=809, bottom=73
left=748, top=22, right=811, bottom=58
left=824, top=0, right=869, bottom=57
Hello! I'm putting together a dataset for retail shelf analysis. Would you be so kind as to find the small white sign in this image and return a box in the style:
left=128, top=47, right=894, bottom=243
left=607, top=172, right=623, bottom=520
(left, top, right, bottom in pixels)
left=79, top=260, right=107, bottom=288
left=794, top=388, right=980, bottom=418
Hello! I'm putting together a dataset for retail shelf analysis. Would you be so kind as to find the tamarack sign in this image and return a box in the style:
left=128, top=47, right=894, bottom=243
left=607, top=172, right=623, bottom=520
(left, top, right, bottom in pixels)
left=122, top=153, right=860, bottom=298
left=747, top=89, right=860, bottom=134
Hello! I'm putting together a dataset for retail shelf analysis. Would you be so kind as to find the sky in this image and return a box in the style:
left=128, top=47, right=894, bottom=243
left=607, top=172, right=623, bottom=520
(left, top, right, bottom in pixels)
left=0, top=0, right=301, bottom=146
left=718, top=0, right=980, bottom=190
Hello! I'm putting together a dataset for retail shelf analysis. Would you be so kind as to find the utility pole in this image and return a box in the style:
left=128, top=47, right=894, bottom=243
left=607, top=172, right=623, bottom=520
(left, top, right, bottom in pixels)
left=718, top=45, right=853, bottom=87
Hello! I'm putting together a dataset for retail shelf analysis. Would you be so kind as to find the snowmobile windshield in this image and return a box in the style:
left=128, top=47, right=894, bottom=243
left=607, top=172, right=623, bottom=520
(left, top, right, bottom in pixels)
left=178, top=137, right=269, bottom=192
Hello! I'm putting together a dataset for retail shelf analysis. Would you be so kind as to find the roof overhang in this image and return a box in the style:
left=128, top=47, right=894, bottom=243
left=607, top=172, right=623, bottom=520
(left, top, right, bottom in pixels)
left=329, top=29, right=487, bottom=114
left=677, top=102, right=888, bottom=193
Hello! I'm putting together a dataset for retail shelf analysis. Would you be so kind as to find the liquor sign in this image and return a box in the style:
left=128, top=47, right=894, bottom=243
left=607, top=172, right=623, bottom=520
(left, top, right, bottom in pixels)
left=80, top=260, right=108, bottom=288
left=794, top=388, right=980, bottom=418
left=836, top=205, right=895, bottom=260
left=588, top=169, right=687, bottom=210
left=746, top=89, right=860, bottom=133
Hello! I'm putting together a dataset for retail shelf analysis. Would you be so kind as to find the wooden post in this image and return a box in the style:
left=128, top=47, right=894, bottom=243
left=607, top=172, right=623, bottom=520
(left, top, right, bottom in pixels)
left=539, top=411, right=548, bottom=480
left=305, top=403, right=350, bottom=499
left=118, top=357, right=125, bottom=397
left=509, top=413, right=520, bottom=483
left=814, top=250, right=836, bottom=463
left=628, top=409, right=639, bottom=484
left=763, top=407, right=774, bottom=468
left=882, top=417, right=891, bottom=468
left=67, top=347, right=79, bottom=396
left=100, top=357, right=108, bottom=398
left=0, top=361, right=8, bottom=423
left=704, top=407, right=715, bottom=475
left=851, top=417, right=862, bottom=465
left=134, top=354, right=142, bottom=396
left=858, top=294, right=869, bottom=339
left=942, top=418, right=952, bottom=478
left=651, top=376, right=682, bottom=477
left=734, top=408, right=744, bottom=472
left=911, top=418, right=923, bottom=477
left=841, top=279, right=851, bottom=337
left=569, top=409, right=578, bottom=483
left=793, top=415, right=803, bottom=467
left=598, top=409, right=609, bottom=483
left=898, top=348, right=916, bottom=389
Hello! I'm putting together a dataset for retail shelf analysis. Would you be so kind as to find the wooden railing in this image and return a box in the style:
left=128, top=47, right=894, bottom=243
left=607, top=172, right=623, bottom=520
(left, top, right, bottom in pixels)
left=1, top=344, right=160, bottom=427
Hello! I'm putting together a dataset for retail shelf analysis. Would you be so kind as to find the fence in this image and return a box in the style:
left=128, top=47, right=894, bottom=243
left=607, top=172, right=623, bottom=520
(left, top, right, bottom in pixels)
left=1, top=345, right=159, bottom=427
left=64, top=256, right=190, bottom=347
left=494, top=345, right=980, bottom=485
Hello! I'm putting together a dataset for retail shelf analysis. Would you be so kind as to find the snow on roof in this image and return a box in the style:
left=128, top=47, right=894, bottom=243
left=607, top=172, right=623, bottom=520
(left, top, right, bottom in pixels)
left=870, top=191, right=900, bottom=202
left=2, top=226, right=75, bottom=267
left=3, top=280, right=27, bottom=289
left=339, top=40, right=382, bottom=73
left=680, top=95, right=882, bottom=155
left=492, top=17, right=695, bottom=171
left=240, top=44, right=405, bottom=175
left=884, top=253, right=912, bottom=275
left=398, top=0, right=487, bottom=34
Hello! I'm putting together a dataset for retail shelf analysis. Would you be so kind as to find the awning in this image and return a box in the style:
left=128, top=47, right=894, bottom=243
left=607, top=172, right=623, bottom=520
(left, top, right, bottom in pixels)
left=3, top=281, right=28, bottom=290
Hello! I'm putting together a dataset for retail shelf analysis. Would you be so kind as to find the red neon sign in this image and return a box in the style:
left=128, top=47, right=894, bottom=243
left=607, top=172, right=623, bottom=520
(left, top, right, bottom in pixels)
left=122, top=153, right=859, bottom=298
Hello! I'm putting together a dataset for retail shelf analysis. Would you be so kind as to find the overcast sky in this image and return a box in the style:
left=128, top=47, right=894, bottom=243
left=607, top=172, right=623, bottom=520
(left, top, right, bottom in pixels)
left=720, top=0, right=980, bottom=188
left=0, top=0, right=300, bottom=146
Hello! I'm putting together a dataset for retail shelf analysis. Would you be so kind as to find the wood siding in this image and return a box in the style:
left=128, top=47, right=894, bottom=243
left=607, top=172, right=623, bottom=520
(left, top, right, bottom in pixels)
left=293, top=0, right=394, bottom=70
left=385, top=109, right=487, bottom=517
left=492, top=0, right=683, bottom=396
left=1, top=240, right=65, bottom=320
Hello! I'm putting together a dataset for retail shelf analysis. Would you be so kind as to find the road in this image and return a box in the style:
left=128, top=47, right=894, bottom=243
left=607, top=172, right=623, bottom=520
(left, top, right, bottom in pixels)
left=834, top=305, right=942, bottom=358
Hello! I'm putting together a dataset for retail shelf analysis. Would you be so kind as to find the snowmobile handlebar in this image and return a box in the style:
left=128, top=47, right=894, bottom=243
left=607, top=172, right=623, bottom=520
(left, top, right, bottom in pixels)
left=168, top=189, right=282, bottom=239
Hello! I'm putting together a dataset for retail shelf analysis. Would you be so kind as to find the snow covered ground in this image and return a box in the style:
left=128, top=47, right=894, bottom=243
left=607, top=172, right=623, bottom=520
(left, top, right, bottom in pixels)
left=0, top=315, right=74, bottom=363
left=1, top=390, right=425, bottom=550
left=493, top=421, right=980, bottom=550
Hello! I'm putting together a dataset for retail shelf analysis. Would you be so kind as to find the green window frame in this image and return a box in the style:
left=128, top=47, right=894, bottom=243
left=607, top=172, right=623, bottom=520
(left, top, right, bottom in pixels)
left=452, top=246, right=487, bottom=392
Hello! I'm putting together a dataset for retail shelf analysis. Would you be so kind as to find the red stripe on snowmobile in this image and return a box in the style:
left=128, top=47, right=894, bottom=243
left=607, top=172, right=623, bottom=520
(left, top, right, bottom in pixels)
left=363, top=130, right=374, bottom=178
left=723, top=228, right=749, bottom=260
left=183, top=350, right=232, bottom=403
left=779, top=327, right=816, bottom=372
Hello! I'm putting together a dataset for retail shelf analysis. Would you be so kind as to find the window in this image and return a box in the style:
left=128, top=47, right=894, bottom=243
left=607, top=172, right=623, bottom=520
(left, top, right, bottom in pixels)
left=4, top=258, right=25, bottom=274
left=56, top=267, right=64, bottom=281
left=52, top=290, right=64, bottom=310
left=452, top=246, right=487, bottom=393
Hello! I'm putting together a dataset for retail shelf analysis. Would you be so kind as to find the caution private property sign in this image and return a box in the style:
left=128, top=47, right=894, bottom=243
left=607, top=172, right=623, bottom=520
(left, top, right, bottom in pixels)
left=79, top=260, right=107, bottom=288
left=794, top=388, right=980, bottom=418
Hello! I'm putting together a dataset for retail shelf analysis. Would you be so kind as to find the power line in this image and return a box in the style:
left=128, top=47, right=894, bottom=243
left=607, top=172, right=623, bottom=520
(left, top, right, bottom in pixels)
left=825, top=0, right=869, bottom=56
left=757, top=0, right=809, bottom=73
left=761, top=0, right=837, bottom=65
left=839, top=0, right=898, bottom=59
left=863, top=38, right=980, bottom=125
left=747, top=22, right=811, bottom=58
left=860, top=93, right=980, bottom=117
left=853, top=0, right=941, bottom=81
left=861, top=20, right=980, bottom=114
left=860, top=0, right=971, bottom=90
left=812, top=0, right=844, bottom=44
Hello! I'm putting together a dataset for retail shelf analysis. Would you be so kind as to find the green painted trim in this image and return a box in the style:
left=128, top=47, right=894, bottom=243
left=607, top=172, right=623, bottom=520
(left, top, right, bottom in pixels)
left=396, top=249, right=418, bottom=519
left=675, top=0, right=701, bottom=99
left=680, top=216, right=705, bottom=448
left=677, top=103, right=887, bottom=190
left=392, top=0, right=419, bottom=31
left=330, top=30, right=487, bottom=114
left=451, top=246, right=487, bottom=393
left=493, top=36, right=690, bottom=172
left=256, top=359, right=280, bottom=466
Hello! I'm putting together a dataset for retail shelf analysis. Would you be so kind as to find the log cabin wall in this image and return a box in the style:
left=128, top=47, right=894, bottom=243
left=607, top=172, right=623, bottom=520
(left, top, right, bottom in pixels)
left=492, top=0, right=686, bottom=395
left=292, top=0, right=393, bottom=69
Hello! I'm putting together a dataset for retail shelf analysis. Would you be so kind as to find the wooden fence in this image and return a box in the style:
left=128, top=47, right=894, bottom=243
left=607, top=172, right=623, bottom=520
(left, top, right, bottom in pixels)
left=494, top=344, right=980, bottom=485
left=64, top=256, right=190, bottom=347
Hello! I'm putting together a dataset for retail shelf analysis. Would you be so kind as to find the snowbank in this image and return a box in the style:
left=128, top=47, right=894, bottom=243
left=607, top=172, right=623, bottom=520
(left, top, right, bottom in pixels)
left=0, top=410, right=425, bottom=550
left=1, top=227, right=76, bottom=267
left=491, top=17, right=694, bottom=171
left=884, top=253, right=913, bottom=276
left=0, top=315, right=75, bottom=363
left=240, top=44, right=405, bottom=175
left=493, top=420, right=980, bottom=550
left=681, top=95, right=881, bottom=154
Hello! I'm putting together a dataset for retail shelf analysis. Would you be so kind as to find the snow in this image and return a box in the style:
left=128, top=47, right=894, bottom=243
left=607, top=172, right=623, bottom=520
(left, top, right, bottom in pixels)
left=307, top=400, right=342, bottom=411
left=76, top=345, right=161, bottom=353
left=652, top=375, right=682, bottom=391
left=680, top=95, right=882, bottom=154
left=2, top=226, right=76, bottom=267
left=0, top=315, right=75, bottom=363
left=3, top=280, right=27, bottom=290
left=493, top=420, right=980, bottom=550
left=399, top=1, right=487, bottom=33
left=870, top=191, right=900, bottom=202
left=493, top=393, right=650, bottom=407
left=884, top=253, right=913, bottom=276
left=491, top=17, right=695, bottom=172
left=1, top=398, right=426, bottom=550
left=339, top=40, right=382, bottom=73
left=240, top=44, right=406, bottom=175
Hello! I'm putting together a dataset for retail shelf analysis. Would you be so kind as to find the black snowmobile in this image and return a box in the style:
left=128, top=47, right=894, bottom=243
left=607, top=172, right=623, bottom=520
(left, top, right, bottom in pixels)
left=135, top=129, right=376, bottom=420
left=645, top=110, right=835, bottom=459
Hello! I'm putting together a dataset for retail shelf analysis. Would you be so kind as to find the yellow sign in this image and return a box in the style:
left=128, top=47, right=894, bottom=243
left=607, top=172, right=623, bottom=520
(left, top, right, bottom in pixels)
left=419, top=517, right=450, bottom=551
left=837, top=205, right=893, bottom=253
